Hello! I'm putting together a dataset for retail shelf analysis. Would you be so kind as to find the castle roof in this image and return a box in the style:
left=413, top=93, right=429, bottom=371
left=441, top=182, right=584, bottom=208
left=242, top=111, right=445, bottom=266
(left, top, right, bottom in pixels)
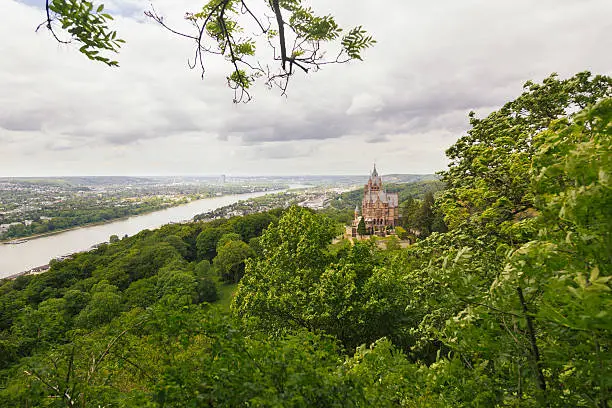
left=363, top=190, right=399, bottom=207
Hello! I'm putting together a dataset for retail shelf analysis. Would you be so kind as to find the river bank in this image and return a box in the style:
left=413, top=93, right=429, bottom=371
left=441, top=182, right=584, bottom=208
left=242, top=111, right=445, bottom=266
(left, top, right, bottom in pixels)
left=0, top=190, right=285, bottom=279
left=1, top=215, right=141, bottom=244
left=0, top=191, right=279, bottom=244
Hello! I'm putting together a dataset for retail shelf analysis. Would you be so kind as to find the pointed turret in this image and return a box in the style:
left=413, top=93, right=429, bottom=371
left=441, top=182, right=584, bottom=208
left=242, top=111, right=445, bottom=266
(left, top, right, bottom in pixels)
left=367, top=163, right=382, bottom=190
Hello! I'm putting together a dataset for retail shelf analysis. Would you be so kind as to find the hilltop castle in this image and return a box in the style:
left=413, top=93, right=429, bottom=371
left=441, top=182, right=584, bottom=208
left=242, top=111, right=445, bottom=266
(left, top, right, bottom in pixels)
left=352, top=165, right=399, bottom=237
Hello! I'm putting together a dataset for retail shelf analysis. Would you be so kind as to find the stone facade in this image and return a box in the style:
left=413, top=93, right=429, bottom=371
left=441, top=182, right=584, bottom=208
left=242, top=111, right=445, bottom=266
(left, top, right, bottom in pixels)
left=352, top=165, right=399, bottom=237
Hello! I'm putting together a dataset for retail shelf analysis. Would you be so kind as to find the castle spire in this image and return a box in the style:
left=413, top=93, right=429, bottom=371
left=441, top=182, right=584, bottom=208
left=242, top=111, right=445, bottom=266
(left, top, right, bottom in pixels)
left=372, top=163, right=378, bottom=177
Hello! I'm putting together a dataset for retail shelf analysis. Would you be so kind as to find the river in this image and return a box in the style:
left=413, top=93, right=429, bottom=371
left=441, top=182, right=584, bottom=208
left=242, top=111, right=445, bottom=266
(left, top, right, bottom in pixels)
left=0, top=190, right=283, bottom=279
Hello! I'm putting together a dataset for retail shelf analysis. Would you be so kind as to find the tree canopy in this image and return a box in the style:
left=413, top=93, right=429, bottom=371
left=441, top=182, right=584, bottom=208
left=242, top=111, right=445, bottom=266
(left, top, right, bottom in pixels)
left=41, top=0, right=375, bottom=102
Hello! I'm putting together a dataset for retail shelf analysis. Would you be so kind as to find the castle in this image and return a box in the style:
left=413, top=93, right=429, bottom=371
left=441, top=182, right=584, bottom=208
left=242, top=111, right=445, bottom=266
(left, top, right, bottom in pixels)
left=352, top=165, right=399, bottom=237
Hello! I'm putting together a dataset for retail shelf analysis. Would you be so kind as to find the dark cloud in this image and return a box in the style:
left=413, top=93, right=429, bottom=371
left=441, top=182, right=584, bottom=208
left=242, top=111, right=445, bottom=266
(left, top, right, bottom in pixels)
left=223, top=109, right=352, bottom=144
left=365, top=135, right=389, bottom=144
left=218, top=83, right=498, bottom=145
left=0, top=116, right=44, bottom=132
left=213, top=66, right=531, bottom=146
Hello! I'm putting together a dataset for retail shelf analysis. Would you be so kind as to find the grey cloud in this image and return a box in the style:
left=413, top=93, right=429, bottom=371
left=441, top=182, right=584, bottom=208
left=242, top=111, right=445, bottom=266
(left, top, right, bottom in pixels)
left=218, top=81, right=503, bottom=146
left=43, top=138, right=83, bottom=151
left=214, top=54, right=533, bottom=146
left=95, top=108, right=203, bottom=145
left=65, top=116, right=202, bottom=146
left=0, top=114, right=45, bottom=132
left=249, top=142, right=318, bottom=160
left=221, top=108, right=352, bottom=144
left=365, top=135, right=389, bottom=144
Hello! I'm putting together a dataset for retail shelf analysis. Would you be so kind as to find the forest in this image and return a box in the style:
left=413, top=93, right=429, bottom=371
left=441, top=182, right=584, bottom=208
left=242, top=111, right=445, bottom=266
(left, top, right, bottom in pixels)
left=0, top=71, right=610, bottom=406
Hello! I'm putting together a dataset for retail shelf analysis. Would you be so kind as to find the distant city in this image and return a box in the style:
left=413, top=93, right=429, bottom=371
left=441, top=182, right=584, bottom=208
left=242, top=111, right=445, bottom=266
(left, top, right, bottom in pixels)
left=0, top=174, right=436, bottom=241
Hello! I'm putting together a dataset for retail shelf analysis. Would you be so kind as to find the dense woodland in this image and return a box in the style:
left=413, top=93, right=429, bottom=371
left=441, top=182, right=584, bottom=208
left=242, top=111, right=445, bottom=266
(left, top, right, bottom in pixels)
left=0, top=72, right=610, bottom=406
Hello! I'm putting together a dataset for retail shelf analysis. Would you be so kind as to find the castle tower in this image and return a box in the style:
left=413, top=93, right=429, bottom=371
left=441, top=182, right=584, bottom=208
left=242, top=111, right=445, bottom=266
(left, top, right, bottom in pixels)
left=365, top=163, right=382, bottom=193
left=360, top=164, right=399, bottom=236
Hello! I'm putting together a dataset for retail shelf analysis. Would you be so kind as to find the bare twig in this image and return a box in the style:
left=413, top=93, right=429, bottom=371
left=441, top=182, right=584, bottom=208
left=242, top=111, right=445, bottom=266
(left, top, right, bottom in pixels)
left=39, top=0, right=71, bottom=44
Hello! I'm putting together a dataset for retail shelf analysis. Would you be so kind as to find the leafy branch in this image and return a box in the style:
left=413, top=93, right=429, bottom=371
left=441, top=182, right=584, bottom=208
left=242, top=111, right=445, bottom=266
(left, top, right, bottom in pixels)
left=39, top=0, right=124, bottom=66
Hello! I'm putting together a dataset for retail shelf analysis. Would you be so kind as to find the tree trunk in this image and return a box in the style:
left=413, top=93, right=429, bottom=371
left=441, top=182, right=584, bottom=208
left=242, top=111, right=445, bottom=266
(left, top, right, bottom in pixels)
left=516, top=286, right=547, bottom=403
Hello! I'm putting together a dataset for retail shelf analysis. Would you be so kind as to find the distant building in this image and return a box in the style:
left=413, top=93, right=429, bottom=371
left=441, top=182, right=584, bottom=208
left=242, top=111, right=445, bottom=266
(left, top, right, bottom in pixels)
left=352, top=165, right=399, bottom=237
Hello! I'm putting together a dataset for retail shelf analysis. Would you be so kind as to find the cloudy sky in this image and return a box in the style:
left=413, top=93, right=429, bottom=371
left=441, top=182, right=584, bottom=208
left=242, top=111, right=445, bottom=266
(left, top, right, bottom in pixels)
left=1, top=0, right=611, bottom=177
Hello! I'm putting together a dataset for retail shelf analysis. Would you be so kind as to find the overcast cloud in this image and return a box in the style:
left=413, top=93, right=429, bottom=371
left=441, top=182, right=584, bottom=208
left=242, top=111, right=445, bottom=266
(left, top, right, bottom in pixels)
left=1, top=0, right=611, bottom=176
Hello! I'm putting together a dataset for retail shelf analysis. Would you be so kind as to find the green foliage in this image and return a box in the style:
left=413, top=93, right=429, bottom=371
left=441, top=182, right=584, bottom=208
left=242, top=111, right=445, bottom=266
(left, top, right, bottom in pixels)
left=46, top=0, right=124, bottom=66
left=233, top=207, right=415, bottom=349
left=1, top=73, right=610, bottom=407
left=441, top=71, right=611, bottom=235
left=230, top=211, right=276, bottom=241
left=124, top=276, right=158, bottom=308
left=216, top=232, right=242, bottom=249
left=341, top=26, right=376, bottom=60
left=385, top=235, right=401, bottom=251
left=74, top=281, right=122, bottom=328
left=156, top=266, right=198, bottom=306
left=395, top=225, right=408, bottom=240
left=196, top=227, right=226, bottom=260
left=417, top=76, right=612, bottom=405
left=400, top=191, right=446, bottom=238
left=357, top=216, right=367, bottom=236
left=43, top=0, right=374, bottom=100
left=213, top=239, right=254, bottom=283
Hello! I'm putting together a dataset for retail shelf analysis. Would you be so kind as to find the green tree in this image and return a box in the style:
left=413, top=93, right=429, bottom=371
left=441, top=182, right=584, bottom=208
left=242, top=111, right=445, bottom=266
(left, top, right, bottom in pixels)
left=42, top=0, right=374, bottom=102
left=408, top=75, right=612, bottom=405
left=163, top=234, right=190, bottom=258
left=416, top=191, right=435, bottom=237
left=216, top=232, right=242, bottom=250
left=440, top=72, right=611, bottom=235
left=485, top=99, right=612, bottom=406
left=394, top=226, right=407, bottom=240
left=400, top=195, right=420, bottom=230
left=357, top=216, right=367, bottom=237
left=196, top=227, right=225, bottom=261
left=63, top=289, right=90, bottom=316
left=74, top=281, right=122, bottom=329
left=124, top=276, right=158, bottom=308
left=213, top=240, right=254, bottom=283
left=233, top=206, right=339, bottom=331
left=231, top=212, right=276, bottom=241
left=233, top=208, right=413, bottom=348
left=385, top=235, right=401, bottom=251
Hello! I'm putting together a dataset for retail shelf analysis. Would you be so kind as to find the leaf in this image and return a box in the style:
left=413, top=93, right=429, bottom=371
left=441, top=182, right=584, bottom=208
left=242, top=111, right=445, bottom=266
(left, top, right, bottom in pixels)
left=589, top=266, right=599, bottom=283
